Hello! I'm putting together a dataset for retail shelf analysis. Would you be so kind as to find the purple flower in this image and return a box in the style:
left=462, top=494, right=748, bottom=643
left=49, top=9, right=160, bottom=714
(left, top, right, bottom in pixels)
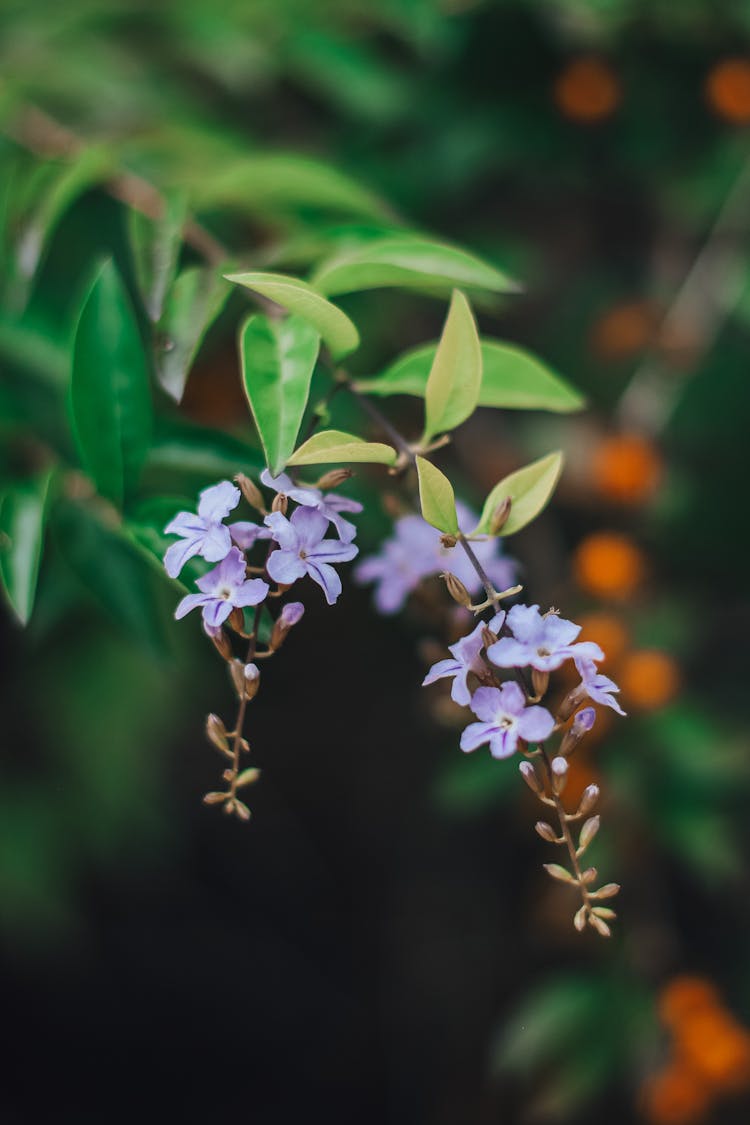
left=163, top=480, right=240, bottom=578
left=261, top=470, right=362, bottom=543
left=279, top=601, right=305, bottom=627
left=487, top=604, right=604, bottom=673
left=175, top=547, right=269, bottom=627
left=228, top=521, right=272, bottom=550
left=573, top=706, right=597, bottom=732
left=460, top=681, right=555, bottom=759
left=355, top=501, right=514, bottom=614
left=264, top=508, right=358, bottom=605
left=422, top=612, right=505, bottom=706
left=575, top=657, right=626, bottom=716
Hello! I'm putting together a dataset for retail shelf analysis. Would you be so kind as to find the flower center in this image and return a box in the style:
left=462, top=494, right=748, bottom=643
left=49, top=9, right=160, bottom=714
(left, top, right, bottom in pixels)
left=217, top=585, right=233, bottom=600
left=537, top=647, right=550, bottom=658
left=299, top=549, right=308, bottom=560
left=498, top=715, right=515, bottom=731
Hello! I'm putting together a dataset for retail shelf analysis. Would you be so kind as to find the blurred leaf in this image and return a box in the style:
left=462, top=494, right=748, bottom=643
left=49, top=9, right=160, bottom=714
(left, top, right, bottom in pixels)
left=416, top=456, right=458, bottom=534
left=143, top=417, right=263, bottom=493
left=69, top=259, right=153, bottom=506
left=0, top=469, right=53, bottom=624
left=433, top=748, right=517, bottom=813
left=474, top=451, right=563, bottom=537
left=155, top=264, right=230, bottom=402
left=192, top=153, right=392, bottom=220
left=225, top=270, right=359, bottom=359
left=358, top=339, right=584, bottom=413
left=423, top=289, right=481, bottom=442
left=240, top=312, right=321, bottom=476
left=129, top=187, right=188, bottom=322
left=311, top=235, right=518, bottom=297
left=288, top=428, right=397, bottom=466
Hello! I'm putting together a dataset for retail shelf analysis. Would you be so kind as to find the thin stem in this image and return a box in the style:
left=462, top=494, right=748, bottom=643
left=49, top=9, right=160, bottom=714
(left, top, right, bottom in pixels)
left=226, top=601, right=263, bottom=800
left=537, top=743, right=593, bottom=917
left=456, top=533, right=500, bottom=608
left=339, top=375, right=414, bottom=466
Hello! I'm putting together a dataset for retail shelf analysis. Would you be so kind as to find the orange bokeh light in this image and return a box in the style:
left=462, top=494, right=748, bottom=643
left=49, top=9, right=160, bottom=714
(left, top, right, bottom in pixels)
left=554, top=57, right=621, bottom=123
left=573, top=532, right=646, bottom=600
left=591, top=300, right=659, bottom=361
left=705, top=58, right=750, bottom=123
left=593, top=433, right=662, bottom=505
left=619, top=650, right=680, bottom=711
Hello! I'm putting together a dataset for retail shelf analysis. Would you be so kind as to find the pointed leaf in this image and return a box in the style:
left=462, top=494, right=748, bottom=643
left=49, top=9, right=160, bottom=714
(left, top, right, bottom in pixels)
left=155, top=265, right=230, bottom=402
left=129, top=188, right=188, bottom=322
left=423, top=289, right=482, bottom=442
left=69, top=260, right=153, bottom=507
left=0, top=470, right=54, bottom=625
left=416, top=456, right=458, bottom=534
left=311, top=236, right=518, bottom=298
left=240, top=313, right=321, bottom=476
left=474, top=451, right=564, bottom=537
left=225, top=271, right=359, bottom=359
left=356, top=338, right=584, bottom=413
left=287, top=429, right=397, bottom=467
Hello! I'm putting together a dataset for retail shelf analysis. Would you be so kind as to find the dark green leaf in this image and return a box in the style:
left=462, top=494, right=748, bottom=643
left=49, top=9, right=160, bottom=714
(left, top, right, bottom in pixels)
left=129, top=188, right=188, bottom=322
left=155, top=265, right=230, bottom=403
left=240, top=312, right=321, bottom=475
left=69, top=260, right=153, bottom=506
left=0, top=470, right=54, bottom=624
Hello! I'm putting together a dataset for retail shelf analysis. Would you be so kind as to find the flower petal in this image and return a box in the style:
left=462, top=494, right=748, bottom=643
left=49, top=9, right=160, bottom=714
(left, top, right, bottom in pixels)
left=174, top=592, right=210, bottom=619
left=497, top=680, right=527, bottom=716
left=290, top=506, right=329, bottom=550
left=164, top=511, right=207, bottom=537
left=233, top=578, right=270, bottom=607
left=506, top=604, right=543, bottom=644
left=264, top=511, right=298, bottom=551
left=486, top=637, right=533, bottom=668
left=197, top=480, right=240, bottom=521
left=489, top=729, right=518, bottom=759
left=469, top=686, right=503, bottom=723
left=266, top=548, right=306, bottom=586
left=422, top=658, right=462, bottom=687
left=309, top=538, right=358, bottom=564
left=164, top=536, right=201, bottom=579
left=460, top=721, right=494, bottom=753
left=517, top=705, right=555, bottom=743
left=306, top=560, right=342, bottom=605
left=229, top=521, right=271, bottom=549
left=200, top=523, right=233, bottom=563
left=202, top=598, right=233, bottom=628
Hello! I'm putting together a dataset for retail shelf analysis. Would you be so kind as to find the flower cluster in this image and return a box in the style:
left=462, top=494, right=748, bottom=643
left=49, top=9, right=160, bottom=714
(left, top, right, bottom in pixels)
left=423, top=602, right=625, bottom=935
left=355, top=500, right=515, bottom=614
left=163, top=471, right=362, bottom=818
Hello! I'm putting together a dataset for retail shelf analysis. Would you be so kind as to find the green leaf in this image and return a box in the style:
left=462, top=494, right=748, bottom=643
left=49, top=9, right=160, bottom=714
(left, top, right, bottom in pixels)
left=155, top=265, right=230, bottom=403
left=240, top=313, right=321, bottom=476
left=416, top=456, right=458, bottom=534
left=311, top=236, right=518, bottom=298
left=143, top=417, right=263, bottom=492
left=129, top=188, right=188, bottom=322
left=69, top=260, right=153, bottom=507
left=356, top=339, right=584, bottom=413
left=193, top=154, right=392, bottom=221
left=473, top=451, right=564, bottom=537
left=287, top=429, right=397, bottom=467
left=423, top=289, right=482, bottom=442
left=0, top=471, right=54, bottom=625
left=224, top=271, right=359, bottom=360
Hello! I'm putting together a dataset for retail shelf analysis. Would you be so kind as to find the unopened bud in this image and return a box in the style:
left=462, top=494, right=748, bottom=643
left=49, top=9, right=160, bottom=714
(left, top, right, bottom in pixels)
left=271, top=492, right=288, bottom=514
left=580, top=866, right=598, bottom=884
left=482, top=627, right=498, bottom=650
left=559, top=706, right=596, bottom=755
left=235, top=473, right=266, bottom=514
left=206, top=713, right=230, bottom=755
left=489, top=496, right=512, bottom=535
left=229, top=659, right=246, bottom=697
left=233, top=799, right=251, bottom=821
left=551, top=756, right=568, bottom=794
left=442, top=572, right=472, bottom=608
left=519, top=760, right=544, bottom=796
left=243, top=662, right=261, bottom=700
left=236, top=767, right=261, bottom=789
left=315, top=469, right=353, bottom=490
left=543, top=863, right=575, bottom=884
left=531, top=668, right=549, bottom=700
left=578, top=815, right=600, bottom=853
left=573, top=905, right=588, bottom=932
left=557, top=686, right=586, bottom=723
left=270, top=601, right=305, bottom=649
left=576, top=784, right=600, bottom=818
left=588, top=913, right=611, bottom=938
left=535, top=821, right=559, bottom=844
left=590, top=882, right=620, bottom=900
left=228, top=607, right=245, bottom=633
left=440, top=534, right=457, bottom=549
left=203, top=791, right=228, bottom=806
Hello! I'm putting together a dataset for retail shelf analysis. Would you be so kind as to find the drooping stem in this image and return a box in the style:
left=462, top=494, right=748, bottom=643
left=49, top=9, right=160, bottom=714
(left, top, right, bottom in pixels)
left=537, top=743, right=593, bottom=918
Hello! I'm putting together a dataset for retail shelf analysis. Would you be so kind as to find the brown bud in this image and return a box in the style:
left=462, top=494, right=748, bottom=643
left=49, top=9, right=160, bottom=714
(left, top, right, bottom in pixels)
left=519, top=760, right=544, bottom=797
left=557, top=686, right=586, bottom=723
left=439, top=533, right=457, bottom=549
left=481, top=626, right=498, bottom=649
left=209, top=627, right=232, bottom=661
left=531, top=668, right=549, bottom=700
left=236, top=767, right=261, bottom=789
left=232, top=799, right=251, bottom=822
left=578, top=816, right=600, bottom=853
left=228, top=607, right=245, bottom=634
left=589, top=883, right=620, bottom=900
left=442, top=572, right=472, bottom=608
left=588, top=913, right=611, bottom=938
left=551, top=755, right=568, bottom=794
left=543, top=863, right=575, bottom=884
left=592, top=906, right=616, bottom=920
left=243, top=663, right=261, bottom=701
left=203, top=791, right=228, bottom=806
left=573, top=905, right=588, bottom=932
left=271, top=492, right=288, bottom=514
left=489, top=496, right=512, bottom=535
left=229, top=659, right=246, bottom=698
left=206, top=714, right=230, bottom=755
left=315, top=468, right=353, bottom=490
left=580, top=867, right=598, bottom=885
left=576, top=784, right=600, bottom=818
left=535, top=821, right=559, bottom=844
left=235, top=473, right=266, bottom=514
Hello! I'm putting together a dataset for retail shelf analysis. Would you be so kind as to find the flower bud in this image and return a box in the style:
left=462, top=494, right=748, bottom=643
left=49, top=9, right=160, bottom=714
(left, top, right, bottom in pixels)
left=588, top=913, right=611, bottom=938
left=229, top=658, right=246, bottom=698
left=557, top=685, right=586, bottom=723
left=236, top=767, right=261, bottom=789
left=580, top=866, right=598, bottom=884
left=243, top=662, right=261, bottom=700
left=559, top=706, right=596, bottom=755
left=531, top=668, right=549, bottom=700
left=440, top=533, right=457, bottom=549
left=535, top=821, right=559, bottom=843
left=315, top=469, right=353, bottom=490
left=543, top=863, right=575, bottom=884
left=203, top=791, right=228, bottom=806
left=590, top=882, right=620, bottom=900
left=270, top=601, right=305, bottom=650
left=576, top=784, right=600, bottom=818
left=489, top=496, right=512, bottom=535
left=206, top=713, right=230, bottom=756
left=578, top=815, right=600, bottom=853
left=573, top=905, right=588, bottom=932
left=442, top=572, right=472, bottom=608
left=205, top=624, right=232, bottom=661
left=228, top=607, right=245, bottom=634
left=271, top=492, right=288, bottom=514
left=235, top=473, right=266, bottom=514
left=551, top=755, right=568, bottom=794
left=519, top=760, right=544, bottom=796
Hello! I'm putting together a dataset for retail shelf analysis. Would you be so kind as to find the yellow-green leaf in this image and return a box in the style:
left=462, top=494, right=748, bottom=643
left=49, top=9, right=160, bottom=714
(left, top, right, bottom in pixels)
left=225, top=271, right=359, bottom=360
left=473, top=451, right=564, bottom=537
left=287, top=429, right=397, bottom=467
left=416, top=456, right=458, bottom=534
left=423, top=289, right=482, bottom=442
